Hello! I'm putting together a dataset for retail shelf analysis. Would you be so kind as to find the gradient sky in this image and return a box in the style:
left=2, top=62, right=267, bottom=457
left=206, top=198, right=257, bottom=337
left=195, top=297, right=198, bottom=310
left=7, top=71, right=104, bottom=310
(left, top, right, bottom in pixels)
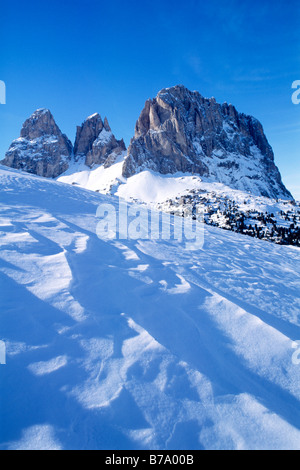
left=0, top=0, right=299, bottom=198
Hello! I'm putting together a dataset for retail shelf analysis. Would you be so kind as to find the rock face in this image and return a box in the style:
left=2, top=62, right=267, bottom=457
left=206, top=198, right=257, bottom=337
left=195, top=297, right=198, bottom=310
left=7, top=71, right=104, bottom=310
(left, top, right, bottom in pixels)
left=123, top=85, right=292, bottom=199
left=2, top=111, right=126, bottom=178
left=1, top=87, right=292, bottom=200
left=1, top=109, right=73, bottom=178
left=74, top=114, right=126, bottom=168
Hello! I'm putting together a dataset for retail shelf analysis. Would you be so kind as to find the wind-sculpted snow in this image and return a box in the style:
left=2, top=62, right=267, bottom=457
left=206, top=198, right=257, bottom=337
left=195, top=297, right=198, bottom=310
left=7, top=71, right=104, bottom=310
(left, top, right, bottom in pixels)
left=0, top=165, right=300, bottom=450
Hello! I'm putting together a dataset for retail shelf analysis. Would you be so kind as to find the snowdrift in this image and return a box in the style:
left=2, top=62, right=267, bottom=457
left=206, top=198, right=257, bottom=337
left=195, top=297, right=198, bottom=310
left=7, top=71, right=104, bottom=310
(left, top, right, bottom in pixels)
left=0, top=165, right=300, bottom=450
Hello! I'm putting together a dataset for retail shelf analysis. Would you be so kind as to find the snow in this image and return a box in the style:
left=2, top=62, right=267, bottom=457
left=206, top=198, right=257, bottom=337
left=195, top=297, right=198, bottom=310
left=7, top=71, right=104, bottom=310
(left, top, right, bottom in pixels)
left=59, top=154, right=273, bottom=208
left=86, top=113, right=100, bottom=120
left=58, top=152, right=126, bottom=194
left=117, top=171, right=204, bottom=203
left=94, top=129, right=113, bottom=144
left=8, top=425, right=62, bottom=451
left=28, top=356, right=68, bottom=376
left=0, top=164, right=300, bottom=450
left=33, top=109, right=50, bottom=117
left=58, top=156, right=294, bottom=213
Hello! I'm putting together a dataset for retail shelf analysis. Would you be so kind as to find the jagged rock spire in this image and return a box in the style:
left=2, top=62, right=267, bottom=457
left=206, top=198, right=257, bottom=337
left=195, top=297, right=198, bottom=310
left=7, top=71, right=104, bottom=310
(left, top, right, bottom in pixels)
left=75, top=114, right=126, bottom=168
left=74, top=113, right=104, bottom=159
left=103, top=117, right=111, bottom=132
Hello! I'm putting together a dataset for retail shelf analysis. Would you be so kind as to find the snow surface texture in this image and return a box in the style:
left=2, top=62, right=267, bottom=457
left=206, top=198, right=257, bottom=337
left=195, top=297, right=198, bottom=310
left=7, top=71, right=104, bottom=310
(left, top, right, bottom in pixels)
left=1, top=165, right=300, bottom=450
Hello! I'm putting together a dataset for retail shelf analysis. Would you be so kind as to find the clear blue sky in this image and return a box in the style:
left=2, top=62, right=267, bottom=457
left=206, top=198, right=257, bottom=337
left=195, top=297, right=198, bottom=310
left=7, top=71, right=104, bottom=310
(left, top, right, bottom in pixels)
left=0, top=0, right=299, bottom=198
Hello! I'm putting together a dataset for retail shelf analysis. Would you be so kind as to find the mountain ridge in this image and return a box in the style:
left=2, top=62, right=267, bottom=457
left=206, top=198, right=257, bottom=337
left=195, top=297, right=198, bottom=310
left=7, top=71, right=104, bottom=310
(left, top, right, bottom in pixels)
left=0, top=85, right=293, bottom=200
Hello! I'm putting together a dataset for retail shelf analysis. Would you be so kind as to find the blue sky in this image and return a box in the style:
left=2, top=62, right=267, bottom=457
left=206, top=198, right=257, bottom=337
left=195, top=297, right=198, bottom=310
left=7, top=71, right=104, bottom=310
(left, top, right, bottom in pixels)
left=0, top=0, right=299, bottom=198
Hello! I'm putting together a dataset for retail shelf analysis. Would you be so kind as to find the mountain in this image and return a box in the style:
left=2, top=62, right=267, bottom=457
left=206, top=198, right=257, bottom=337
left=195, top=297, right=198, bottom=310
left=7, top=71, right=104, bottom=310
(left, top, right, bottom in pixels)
left=1, top=85, right=293, bottom=200
left=1, top=109, right=73, bottom=178
left=0, top=164, right=300, bottom=450
left=1, top=111, right=126, bottom=178
left=74, top=113, right=126, bottom=167
left=123, top=85, right=292, bottom=200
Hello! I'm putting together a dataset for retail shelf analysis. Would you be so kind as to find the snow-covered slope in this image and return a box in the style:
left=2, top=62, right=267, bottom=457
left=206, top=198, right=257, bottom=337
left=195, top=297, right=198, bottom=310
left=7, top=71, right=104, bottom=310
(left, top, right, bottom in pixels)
left=58, top=154, right=295, bottom=205
left=58, top=152, right=127, bottom=194
left=58, top=160, right=296, bottom=218
left=58, top=156, right=207, bottom=202
left=1, top=165, right=300, bottom=450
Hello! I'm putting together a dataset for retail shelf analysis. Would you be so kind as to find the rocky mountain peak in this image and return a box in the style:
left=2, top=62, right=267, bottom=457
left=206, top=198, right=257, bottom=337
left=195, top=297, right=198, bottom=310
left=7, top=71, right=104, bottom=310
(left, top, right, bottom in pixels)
left=74, top=113, right=104, bottom=159
left=75, top=114, right=126, bottom=168
left=0, top=86, right=293, bottom=200
left=1, top=109, right=127, bottom=178
left=123, top=85, right=292, bottom=200
left=20, top=108, right=61, bottom=140
left=103, top=117, right=111, bottom=132
left=1, top=109, right=73, bottom=178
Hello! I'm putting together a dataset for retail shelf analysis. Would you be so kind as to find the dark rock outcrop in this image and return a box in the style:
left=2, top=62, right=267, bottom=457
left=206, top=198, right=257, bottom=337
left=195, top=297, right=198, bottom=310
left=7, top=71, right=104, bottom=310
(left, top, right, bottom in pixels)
left=2, top=111, right=126, bottom=178
left=74, top=114, right=126, bottom=168
left=123, top=85, right=292, bottom=200
left=1, top=109, right=73, bottom=178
